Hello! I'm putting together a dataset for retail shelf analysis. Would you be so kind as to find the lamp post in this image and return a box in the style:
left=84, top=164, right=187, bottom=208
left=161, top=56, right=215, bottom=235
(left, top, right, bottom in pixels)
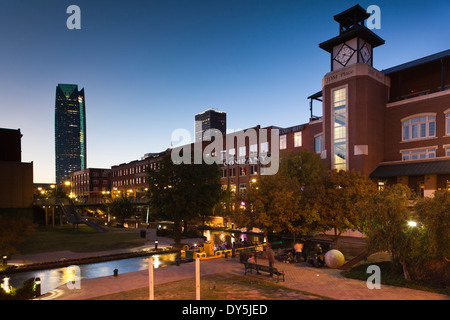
left=407, top=221, right=417, bottom=227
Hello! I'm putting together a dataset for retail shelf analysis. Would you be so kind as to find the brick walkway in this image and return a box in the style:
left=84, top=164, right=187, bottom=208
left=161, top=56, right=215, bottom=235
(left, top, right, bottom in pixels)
left=39, top=256, right=449, bottom=300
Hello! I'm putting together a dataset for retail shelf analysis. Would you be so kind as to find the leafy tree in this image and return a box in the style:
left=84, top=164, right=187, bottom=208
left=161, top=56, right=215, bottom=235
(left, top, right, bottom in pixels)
left=414, top=191, right=450, bottom=261
left=233, top=150, right=325, bottom=239
left=107, top=194, right=134, bottom=226
left=311, top=169, right=378, bottom=247
left=413, top=191, right=450, bottom=284
left=0, top=216, right=35, bottom=260
left=360, top=184, right=416, bottom=280
left=146, top=153, right=222, bottom=246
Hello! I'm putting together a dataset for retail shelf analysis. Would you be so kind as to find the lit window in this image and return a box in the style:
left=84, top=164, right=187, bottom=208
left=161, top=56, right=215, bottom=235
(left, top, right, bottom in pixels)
left=402, top=115, right=436, bottom=141
left=332, top=88, right=347, bottom=170
left=279, top=135, right=287, bottom=150
left=294, top=131, right=302, bottom=147
left=402, top=148, right=436, bottom=161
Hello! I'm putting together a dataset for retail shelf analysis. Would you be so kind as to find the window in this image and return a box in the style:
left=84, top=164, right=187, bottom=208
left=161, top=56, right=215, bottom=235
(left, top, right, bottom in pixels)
left=315, top=135, right=323, bottom=154
left=239, top=183, right=247, bottom=193
left=402, top=115, right=436, bottom=141
left=279, top=135, right=287, bottom=150
left=220, top=150, right=226, bottom=161
left=239, top=146, right=246, bottom=157
left=239, top=167, right=247, bottom=176
left=294, top=132, right=302, bottom=147
left=229, top=168, right=236, bottom=177
left=249, top=144, right=258, bottom=156
left=221, top=169, right=227, bottom=178
left=260, top=142, right=269, bottom=153
left=446, top=113, right=450, bottom=136
left=250, top=165, right=258, bottom=175
left=332, top=88, right=347, bottom=171
left=228, top=148, right=236, bottom=159
left=402, top=148, right=436, bottom=161
left=445, top=146, right=450, bottom=157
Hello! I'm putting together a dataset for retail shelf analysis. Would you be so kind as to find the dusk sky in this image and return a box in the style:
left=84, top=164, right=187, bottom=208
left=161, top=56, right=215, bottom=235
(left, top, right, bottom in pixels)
left=1, top=0, right=449, bottom=183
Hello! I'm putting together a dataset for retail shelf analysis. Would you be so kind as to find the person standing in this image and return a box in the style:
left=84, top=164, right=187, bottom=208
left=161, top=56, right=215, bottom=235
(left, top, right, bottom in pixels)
left=266, top=244, right=275, bottom=277
left=294, top=241, right=304, bottom=263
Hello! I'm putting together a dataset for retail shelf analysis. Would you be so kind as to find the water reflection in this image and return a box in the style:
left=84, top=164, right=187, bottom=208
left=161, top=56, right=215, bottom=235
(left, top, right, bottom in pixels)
left=6, top=253, right=178, bottom=295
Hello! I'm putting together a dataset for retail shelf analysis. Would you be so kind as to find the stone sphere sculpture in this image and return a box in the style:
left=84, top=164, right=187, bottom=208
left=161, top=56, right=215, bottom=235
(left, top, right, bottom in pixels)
left=324, top=249, right=345, bottom=269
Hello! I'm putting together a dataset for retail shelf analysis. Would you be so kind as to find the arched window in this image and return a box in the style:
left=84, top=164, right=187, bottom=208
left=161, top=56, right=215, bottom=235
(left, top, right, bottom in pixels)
left=402, top=114, right=436, bottom=141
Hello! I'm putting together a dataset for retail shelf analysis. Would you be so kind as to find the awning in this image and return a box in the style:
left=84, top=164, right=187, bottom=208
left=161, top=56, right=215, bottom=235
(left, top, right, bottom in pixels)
left=370, top=160, right=450, bottom=178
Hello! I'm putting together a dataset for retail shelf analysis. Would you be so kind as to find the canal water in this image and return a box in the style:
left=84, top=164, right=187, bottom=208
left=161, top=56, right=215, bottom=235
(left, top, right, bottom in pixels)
left=5, top=252, right=178, bottom=295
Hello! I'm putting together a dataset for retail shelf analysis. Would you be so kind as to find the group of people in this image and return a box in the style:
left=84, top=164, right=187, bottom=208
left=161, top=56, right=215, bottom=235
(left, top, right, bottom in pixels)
left=280, top=241, right=325, bottom=268
left=246, top=241, right=327, bottom=278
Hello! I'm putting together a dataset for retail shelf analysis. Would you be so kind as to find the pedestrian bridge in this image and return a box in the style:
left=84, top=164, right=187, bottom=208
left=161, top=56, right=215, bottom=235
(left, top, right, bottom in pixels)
left=34, top=198, right=108, bottom=232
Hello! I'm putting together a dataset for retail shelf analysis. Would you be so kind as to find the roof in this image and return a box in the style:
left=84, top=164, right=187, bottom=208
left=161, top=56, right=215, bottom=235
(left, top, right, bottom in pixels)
left=319, top=26, right=385, bottom=53
left=370, top=159, right=450, bottom=178
left=307, top=91, right=323, bottom=100
left=333, top=4, right=370, bottom=26
left=382, top=49, right=450, bottom=75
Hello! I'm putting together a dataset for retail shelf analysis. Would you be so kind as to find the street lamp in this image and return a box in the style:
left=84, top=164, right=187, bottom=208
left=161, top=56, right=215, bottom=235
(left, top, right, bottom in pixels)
left=407, top=221, right=417, bottom=227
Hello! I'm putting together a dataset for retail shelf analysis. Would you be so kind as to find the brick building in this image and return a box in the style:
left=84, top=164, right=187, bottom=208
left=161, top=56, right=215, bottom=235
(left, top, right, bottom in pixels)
left=110, top=150, right=169, bottom=200
left=304, top=5, right=450, bottom=197
left=69, top=168, right=111, bottom=203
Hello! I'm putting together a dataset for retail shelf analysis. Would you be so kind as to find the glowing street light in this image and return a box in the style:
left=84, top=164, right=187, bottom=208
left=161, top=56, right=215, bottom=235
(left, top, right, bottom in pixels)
left=407, top=221, right=417, bottom=227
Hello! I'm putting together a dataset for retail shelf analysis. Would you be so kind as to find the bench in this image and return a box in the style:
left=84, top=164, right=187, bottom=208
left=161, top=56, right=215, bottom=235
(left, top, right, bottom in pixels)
left=243, top=262, right=285, bottom=283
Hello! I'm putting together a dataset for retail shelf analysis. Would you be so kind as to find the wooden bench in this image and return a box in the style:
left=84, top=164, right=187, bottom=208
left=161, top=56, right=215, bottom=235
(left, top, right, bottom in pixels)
left=243, top=262, right=285, bottom=283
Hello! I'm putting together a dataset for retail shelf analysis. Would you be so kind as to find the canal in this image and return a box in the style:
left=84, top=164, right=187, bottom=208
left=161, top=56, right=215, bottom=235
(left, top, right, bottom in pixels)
left=5, top=252, right=179, bottom=295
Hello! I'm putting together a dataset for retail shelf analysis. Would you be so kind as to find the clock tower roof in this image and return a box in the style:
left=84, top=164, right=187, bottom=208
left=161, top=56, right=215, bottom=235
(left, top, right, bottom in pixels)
left=319, top=4, right=385, bottom=54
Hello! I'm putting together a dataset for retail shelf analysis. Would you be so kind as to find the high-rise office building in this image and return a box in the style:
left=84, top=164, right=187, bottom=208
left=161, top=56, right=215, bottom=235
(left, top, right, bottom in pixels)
left=195, top=109, right=226, bottom=142
left=55, top=84, right=87, bottom=185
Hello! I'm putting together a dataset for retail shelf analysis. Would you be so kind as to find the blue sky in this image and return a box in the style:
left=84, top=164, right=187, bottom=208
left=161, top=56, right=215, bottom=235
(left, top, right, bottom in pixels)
left=0, top=0, right=449, bottom=183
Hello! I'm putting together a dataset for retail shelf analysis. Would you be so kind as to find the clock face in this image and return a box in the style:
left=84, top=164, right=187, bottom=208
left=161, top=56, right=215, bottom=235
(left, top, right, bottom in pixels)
left=335, top=45, right=355, bottom=66
left=361, top=45, right=371, bottom=63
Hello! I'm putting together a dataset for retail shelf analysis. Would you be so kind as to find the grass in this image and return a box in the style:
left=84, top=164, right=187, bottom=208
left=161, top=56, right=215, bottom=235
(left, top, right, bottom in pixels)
left=341, top=261, right=450, bottom=296
left=90, top=272, right=330, bottom=300
left=15, top=225, right=149, bottom=255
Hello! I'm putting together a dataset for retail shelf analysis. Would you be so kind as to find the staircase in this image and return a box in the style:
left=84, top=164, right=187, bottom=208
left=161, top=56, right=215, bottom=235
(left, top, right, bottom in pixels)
left=59, top=199, right=108, bottom=233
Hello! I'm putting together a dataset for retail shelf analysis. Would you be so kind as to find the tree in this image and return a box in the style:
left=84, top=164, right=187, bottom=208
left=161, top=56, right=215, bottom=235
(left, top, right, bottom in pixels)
left=360, top=184, right=416, bottom=280
left=311, top=169, right=378, bottom=247
left=413, top=191, right=450, bottom=284
left=146, top=153, right=222, bottom=246
left=107, top=194, right=134, bottom=226
left=0, top=216, right=35, bottom=260
left=232, top=150, right=325, bottom=239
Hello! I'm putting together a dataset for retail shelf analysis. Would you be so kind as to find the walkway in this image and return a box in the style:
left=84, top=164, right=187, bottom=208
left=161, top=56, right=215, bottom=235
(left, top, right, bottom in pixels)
left=39, top=255, right=449, bottom=300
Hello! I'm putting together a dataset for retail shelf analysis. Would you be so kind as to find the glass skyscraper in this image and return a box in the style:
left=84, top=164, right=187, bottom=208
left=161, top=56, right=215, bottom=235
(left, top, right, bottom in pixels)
left=55, top=84, right=87, bottom=185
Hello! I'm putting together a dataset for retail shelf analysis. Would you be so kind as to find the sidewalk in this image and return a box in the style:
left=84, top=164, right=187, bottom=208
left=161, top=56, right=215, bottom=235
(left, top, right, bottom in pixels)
left=8, top=236, right=204, bottom=266
left=39, top=255, right=449, bottom=300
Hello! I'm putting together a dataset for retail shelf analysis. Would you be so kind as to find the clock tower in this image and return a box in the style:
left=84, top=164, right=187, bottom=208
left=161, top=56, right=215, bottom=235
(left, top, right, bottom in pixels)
left=317, top=5, right=390, bottom=176
left=319, top=4, right=385, bottom=71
